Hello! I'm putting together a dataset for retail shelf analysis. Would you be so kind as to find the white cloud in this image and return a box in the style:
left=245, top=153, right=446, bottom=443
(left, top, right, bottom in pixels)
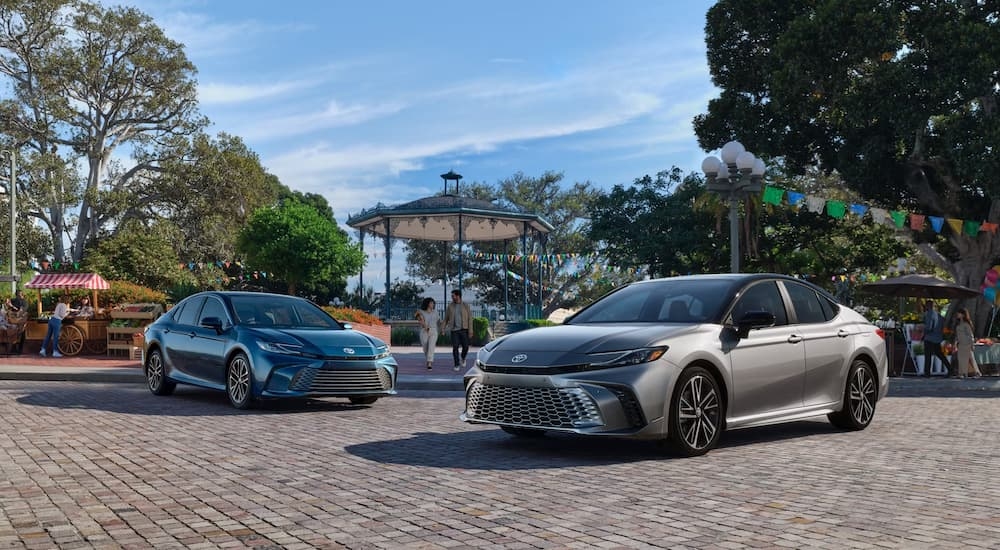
left=198, top=79, right=319, bottom=104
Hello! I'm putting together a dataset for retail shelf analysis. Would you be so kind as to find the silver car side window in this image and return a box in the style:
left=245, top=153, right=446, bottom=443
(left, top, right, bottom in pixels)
left=732, top=282, right=788, bottom=326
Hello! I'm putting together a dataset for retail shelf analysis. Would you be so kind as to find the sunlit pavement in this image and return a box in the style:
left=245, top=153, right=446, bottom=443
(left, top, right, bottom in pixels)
left=0, top=377, right=998, bottom=549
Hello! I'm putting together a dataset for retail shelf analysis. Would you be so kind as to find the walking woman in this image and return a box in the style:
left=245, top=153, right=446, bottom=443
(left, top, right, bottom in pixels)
left=954, top=308, right=983, bottom=378
left=415, top=297, right=439, bottom=369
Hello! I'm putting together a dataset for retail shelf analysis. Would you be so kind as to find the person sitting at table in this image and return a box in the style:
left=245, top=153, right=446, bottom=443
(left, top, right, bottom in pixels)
left=73, top=297, right=95, bottom=319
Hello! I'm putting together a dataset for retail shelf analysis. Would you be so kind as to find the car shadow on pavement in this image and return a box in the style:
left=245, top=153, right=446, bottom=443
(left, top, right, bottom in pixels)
left=16, top=385, right=379, bottom=416
left=346, top=419, right=842, bottom=469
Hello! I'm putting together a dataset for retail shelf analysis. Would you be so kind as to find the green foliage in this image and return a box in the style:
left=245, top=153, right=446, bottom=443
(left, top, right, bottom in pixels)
left=33, top=280, right=166, bottom=313
left=391, top=326, right=419, bottom=346
left=166, top=282, right=201, bottom=303
left=472, top=316, right=490, bottom=345
left=589, top=168, right=725, bottom=276
left=525, top=319, right=556, bottom=328
left=237, top=199, right=364, bottom=296
left=695, top=0, right=1000, bottom=298
left=82, top=219, right=189, bottom=290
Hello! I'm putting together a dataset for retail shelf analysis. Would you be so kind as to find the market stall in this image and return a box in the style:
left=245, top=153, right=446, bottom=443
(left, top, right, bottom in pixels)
left=23, top=272, right=112, bottom=355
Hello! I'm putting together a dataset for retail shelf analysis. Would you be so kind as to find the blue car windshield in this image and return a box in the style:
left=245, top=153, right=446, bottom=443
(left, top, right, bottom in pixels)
left=229, top=296, right=341, bottom=329
left=568, top=279, right=735, bottom=324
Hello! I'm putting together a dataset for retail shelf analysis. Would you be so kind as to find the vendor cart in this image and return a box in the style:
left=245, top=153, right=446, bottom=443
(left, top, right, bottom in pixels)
left=24, top=272, right=112, bottom=356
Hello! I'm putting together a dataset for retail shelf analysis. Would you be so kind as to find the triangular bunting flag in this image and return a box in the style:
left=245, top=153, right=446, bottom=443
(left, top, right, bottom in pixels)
left=806, top=195, right=826, bottom=213
left=762, top=186, right=784, bottom=205
left=928, top=216, right=944, bottom=233
left=826, top=200, right=846, bottom=219
left=890, top=211, right=907, bottom=228
left=964, top=220, right=981, bottom=237
left=946, top=218, right=963, bottom=234
left=848, top=204, right=868, bottom=217
left=870, top=208, right=888, bottom=225
left=910, top=214, right=925, bottom=230
left=786, top=191, right=805, bottom=207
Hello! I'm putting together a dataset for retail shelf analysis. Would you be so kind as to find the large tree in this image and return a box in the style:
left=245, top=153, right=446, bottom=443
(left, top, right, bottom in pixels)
left=0, top=0, right=206, bottom=262
left=694, top=0, right=999, bottom=324
left=237, top=199, right=364, bottom=296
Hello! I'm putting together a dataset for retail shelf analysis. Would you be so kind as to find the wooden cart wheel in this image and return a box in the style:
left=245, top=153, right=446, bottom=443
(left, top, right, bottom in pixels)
left=58, top=324, right=85, bottom=356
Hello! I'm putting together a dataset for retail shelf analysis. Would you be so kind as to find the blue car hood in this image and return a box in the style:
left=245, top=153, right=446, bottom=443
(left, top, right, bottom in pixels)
left=255, top=327, right=387, bottom=357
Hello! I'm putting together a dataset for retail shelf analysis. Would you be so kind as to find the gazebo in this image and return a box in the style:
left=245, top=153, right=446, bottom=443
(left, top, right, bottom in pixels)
left=346, top=171, right=554, bottom=319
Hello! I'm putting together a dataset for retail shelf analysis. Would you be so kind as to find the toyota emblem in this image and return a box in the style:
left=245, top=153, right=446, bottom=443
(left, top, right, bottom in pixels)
left=511, top=354, right=527, bottom=363
left=343, top=347, right=356, bottom=355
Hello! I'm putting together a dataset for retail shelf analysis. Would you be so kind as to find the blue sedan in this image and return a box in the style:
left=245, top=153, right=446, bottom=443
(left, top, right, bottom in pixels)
left=143, top=291, right=397, bottom=409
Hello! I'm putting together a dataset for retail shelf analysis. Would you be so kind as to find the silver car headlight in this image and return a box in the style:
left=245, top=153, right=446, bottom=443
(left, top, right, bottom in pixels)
left=256, top=341, right=305, bottom=355
left=588, top=346, right=668, bottom=368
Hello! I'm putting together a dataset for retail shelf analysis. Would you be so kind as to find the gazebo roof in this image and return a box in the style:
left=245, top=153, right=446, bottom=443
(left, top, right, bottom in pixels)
left=346, top=194, right=553, bottom=241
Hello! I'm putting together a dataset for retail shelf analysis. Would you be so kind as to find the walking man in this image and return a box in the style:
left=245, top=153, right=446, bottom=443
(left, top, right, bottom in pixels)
left=922, top=300, right=951, bottom=376
left=443, top=289, right=472, bottom=371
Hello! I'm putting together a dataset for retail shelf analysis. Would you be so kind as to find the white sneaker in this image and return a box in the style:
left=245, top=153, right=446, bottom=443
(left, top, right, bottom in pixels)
left=52, top=351, right=63, bottom=358
left=39, top=351, right=46, bottom=357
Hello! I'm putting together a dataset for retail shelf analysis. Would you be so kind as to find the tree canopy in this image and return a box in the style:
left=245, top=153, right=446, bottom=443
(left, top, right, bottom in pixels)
left=694, top=0, right=1000, bottom=299
left=237, top=199, right=365, bottom=296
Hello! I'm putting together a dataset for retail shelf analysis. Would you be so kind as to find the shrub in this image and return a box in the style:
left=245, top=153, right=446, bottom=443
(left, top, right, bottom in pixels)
left=321, top=306, right=384, bottom=325
left=391, top=326, right=419, bottom=346
left=526, top=318, right=556, bottom=328
left=472, top=316, right=490, bottom=345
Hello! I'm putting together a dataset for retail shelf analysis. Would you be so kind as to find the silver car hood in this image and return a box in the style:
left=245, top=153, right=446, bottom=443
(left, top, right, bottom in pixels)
left=482, top=323, right=696, bottom=366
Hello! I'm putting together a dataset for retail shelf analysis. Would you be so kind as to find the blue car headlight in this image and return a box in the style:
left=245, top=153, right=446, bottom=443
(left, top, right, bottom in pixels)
left=256, top=340, right=305, bottom=356
left=588, top=346, right=668, bottom=368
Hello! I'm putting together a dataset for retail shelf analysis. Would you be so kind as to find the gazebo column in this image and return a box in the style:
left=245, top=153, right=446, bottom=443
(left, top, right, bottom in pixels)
left=538, top=233, right=545, bottom=317
left=384, top=219, right=391, bottom=320
left=503, top=239, right=509, bottom=322
left=521, top=222, right=528, bottom=320
left=457, top=213, right=464, bottom=292
left=358, top=229, right=365, bottom=304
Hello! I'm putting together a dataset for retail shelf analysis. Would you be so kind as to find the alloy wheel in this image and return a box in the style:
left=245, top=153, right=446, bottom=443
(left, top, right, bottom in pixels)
left=848, top=365, right=876, bottom=425
left=677, top=374, right=721, bottom=452
left=228, top=355, right=252, bottom=408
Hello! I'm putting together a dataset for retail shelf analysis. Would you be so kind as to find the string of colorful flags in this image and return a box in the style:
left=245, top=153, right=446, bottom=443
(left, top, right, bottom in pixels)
left=762, top=185, right=998, bottom=237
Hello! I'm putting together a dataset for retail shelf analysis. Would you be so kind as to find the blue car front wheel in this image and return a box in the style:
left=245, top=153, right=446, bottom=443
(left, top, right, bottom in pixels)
left=227, top=352, right=255, bottom=409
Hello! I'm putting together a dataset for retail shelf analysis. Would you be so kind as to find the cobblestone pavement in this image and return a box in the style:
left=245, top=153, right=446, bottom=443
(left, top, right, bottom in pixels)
left=0, top=382, right=997, bottom=549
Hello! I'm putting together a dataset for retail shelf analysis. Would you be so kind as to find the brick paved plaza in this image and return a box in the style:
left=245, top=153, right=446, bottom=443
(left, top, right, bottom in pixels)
left=0, top=381, right=998, bottom=549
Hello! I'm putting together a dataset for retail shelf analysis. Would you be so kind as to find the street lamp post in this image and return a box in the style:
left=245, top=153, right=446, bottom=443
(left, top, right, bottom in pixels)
left=0, top=150, right=15, bottom=293
left=702, top=140, right=765, bottom=273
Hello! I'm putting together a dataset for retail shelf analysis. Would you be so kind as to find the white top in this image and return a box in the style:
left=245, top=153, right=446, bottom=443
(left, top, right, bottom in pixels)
left=416, top=309, right=439, bottom=331
left=54, top=302, right=70, bottom=320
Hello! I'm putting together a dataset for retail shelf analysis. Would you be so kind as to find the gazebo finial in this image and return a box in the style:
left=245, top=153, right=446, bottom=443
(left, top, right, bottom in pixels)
left=440, top=170, right=462, bottom=195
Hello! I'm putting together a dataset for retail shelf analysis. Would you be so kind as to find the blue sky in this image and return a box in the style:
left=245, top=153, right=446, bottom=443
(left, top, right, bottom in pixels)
left=115, top=0, right=720, bottom=289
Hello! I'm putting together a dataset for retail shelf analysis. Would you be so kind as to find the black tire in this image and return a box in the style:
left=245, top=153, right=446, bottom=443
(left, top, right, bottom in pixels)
left=667, top=366, right=723, bottom=457
left=828, top=360, right=877, bottom=430
left=500, top=426, right=547, bottom=438
left=145, top=349, right=175, bottom=396
left=227, top=352, right=256, bottom=410
left=348, top=396, right=379, bottom=405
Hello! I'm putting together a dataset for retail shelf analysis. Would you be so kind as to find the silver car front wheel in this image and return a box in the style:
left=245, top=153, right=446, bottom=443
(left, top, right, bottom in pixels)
left=227, top=353, right=255, bottom=409
left=668, top=366, right=723, bottom=457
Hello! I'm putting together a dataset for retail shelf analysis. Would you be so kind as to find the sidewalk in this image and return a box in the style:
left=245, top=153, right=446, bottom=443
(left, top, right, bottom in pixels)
left=1, top=347, right=998, bottom=393
left=0, top=345, right=471, bottom=391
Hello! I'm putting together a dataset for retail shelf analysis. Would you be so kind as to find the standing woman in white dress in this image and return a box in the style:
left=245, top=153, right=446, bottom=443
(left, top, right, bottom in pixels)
left=415, top=297, right=439, bottom=369
left=954, top=308, right=983, bottom=378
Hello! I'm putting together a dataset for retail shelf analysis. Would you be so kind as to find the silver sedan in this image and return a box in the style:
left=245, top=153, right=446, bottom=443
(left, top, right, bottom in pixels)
left=461, top=274, right=888, bottom=456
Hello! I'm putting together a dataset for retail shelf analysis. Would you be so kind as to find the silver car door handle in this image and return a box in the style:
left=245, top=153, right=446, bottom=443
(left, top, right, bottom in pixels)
left=838, top=329, right=850, bottom=338
left=787, top=334, right=803, bottom=343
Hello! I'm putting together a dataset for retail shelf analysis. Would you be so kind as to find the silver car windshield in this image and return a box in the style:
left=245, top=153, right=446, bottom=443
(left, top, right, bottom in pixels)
left=568, top=279, right=734, bottom=324
left=229, top=296, right=341, bottom=329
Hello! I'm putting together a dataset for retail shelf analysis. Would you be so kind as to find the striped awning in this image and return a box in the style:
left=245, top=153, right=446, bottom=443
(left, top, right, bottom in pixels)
left=24, top=273, right=111, bottom=290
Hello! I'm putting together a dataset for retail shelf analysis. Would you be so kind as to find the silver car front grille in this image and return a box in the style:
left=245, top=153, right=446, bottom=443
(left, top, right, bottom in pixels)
left=465, top=382, right=603, bottom=428
left=290, top=367, right=392, bottom=393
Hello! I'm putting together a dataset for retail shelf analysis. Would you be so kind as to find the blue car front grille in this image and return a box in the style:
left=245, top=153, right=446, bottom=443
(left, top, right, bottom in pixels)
left=290, top=366, right=392, bottom=393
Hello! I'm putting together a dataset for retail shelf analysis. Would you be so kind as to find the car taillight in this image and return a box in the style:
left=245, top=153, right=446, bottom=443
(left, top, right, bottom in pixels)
left=875, top=328, right=885, bottom=340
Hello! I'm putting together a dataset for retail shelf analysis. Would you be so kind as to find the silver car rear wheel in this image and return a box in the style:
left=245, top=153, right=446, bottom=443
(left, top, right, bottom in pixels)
left=227, top=353, right=255, bottom=409
left=828, top=360, right=876, bottom=430
left=668, top=367, right=723, bottom=457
